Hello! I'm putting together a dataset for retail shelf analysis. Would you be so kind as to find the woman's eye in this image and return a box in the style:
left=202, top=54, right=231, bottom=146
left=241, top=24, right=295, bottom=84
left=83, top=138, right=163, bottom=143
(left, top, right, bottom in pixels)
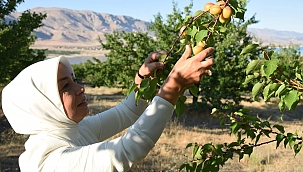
left=63, top=83, right=69, bottom=89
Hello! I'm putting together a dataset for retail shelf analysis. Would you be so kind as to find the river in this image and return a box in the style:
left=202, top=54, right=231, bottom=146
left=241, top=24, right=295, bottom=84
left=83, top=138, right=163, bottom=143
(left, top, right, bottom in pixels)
left=50, top=47, right=303, bottom=65
left=47, top=54, right=107, bottom=65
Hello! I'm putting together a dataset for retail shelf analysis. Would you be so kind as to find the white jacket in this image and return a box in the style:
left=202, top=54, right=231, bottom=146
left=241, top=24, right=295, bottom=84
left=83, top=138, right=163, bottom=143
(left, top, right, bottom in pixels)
left=2, top=56, right=174, bottom=171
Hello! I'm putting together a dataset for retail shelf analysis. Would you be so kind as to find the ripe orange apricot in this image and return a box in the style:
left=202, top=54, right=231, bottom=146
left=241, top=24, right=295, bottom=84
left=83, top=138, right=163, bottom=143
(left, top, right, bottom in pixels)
left=209, top=5, right=222, bottom=15
left=219, top=14, right=229, bottom=23
left=222, top=6, right=232, bottom=19
left=204, top=2, right=214, bottom=12
left=179, top=25, right=187, bottom=36
left=193, top=46, right=204, bottom=55
left=216, top=1, right=226, bottom=9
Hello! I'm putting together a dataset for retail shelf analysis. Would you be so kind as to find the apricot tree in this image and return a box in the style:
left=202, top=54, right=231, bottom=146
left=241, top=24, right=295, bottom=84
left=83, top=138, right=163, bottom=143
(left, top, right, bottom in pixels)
left=0, top=0, right=46, bottom=85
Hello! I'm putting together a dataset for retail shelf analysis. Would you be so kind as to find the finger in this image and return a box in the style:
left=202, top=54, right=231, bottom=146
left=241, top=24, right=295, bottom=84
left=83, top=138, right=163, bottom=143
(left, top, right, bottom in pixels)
left=148, top=51, right=168, bottom=62
left=180, top=45, right=192, bottom=61
left=146, top=62, right=164, bottom=70
left=194, top=47, right=215, bottom=62
left=200, top=57, right=215, bottom=68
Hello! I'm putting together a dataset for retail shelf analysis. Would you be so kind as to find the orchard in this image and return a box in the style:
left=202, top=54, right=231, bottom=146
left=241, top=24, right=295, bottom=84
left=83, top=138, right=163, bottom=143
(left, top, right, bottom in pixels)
left=125, top=0, right=303, bottom=171
left=71, top=0, right=303, bottom=171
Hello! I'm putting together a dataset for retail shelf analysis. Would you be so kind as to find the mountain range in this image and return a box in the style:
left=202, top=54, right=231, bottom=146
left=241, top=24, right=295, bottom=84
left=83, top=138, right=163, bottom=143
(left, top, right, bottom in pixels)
left=5, top=7, right=303, bottom=47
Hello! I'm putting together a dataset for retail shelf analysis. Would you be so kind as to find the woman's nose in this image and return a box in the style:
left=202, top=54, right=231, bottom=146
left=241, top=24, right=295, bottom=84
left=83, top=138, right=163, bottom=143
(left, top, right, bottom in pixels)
left=75, top=84, right=85, bottom=95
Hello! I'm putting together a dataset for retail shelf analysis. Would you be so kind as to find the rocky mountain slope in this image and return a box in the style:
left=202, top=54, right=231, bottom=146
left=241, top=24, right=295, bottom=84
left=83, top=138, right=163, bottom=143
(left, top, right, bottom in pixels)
left=6, top=7, right=152, bottom=46
left=5, top=7, right=303, bottom=47
left=248, top=28, right=303, bottom=46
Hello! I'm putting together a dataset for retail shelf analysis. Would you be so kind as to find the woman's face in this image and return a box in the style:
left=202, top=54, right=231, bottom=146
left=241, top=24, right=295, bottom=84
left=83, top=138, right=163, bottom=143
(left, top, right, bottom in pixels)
left=57, top=64, right=88, bottom=123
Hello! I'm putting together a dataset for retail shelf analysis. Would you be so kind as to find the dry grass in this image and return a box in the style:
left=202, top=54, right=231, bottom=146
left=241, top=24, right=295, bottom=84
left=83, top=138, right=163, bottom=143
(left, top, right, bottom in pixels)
left=85, top=87, right=303, bottom=172
left=1, top=86, right=303, bottom=172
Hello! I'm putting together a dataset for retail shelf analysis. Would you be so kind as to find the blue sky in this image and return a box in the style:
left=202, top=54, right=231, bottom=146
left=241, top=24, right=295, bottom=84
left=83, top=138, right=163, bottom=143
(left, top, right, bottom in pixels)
left=16, top=0, right=303, bottom=33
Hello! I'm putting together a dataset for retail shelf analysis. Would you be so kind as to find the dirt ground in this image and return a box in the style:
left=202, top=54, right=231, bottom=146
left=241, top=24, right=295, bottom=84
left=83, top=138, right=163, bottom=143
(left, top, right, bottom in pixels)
left=1, top=90, right=303, bottom=171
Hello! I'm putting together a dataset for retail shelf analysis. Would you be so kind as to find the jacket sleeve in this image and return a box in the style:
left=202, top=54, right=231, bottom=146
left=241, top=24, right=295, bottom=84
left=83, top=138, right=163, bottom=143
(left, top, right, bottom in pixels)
left=79, top=91, right=149, bottom=142
left=48, top=96, right=174, bottom=172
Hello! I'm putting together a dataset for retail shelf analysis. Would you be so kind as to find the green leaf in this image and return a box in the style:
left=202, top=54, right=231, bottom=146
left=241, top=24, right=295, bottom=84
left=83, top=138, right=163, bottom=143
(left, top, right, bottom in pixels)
left=263, top=59, right=279, bottom=77
left=255, top=133, right=262, bottom=145
left=127, top=83, right=138, bottom=96
left=175, top=95, right=186, bottom=118
left=149, top=77, right=158, bottom=96
left=243, top=75, right=255, bottom=85
left=186, top=142, right=195, bottom=148
left=294, top=143, right=303, bottom=156
left=246, top=60, right=260, bottom=75
left=195, top=30, right=208, bottom=42
left=194, top=10, right=203, bottom=17
left=276, top=133, right=284, bottom=148
left=202, top=143, right=214, bottom=152
left=189, top=26, right=198, bottom=37
left=159, top=54, right=167, bottom=62
left=230, top=122, right=241, bottom=134
left=243, top=146, right=253, bottom=157
left=247, top=130, right=256, bottom=141
left=220, top=118, right=226, bottom=128
left=275, top=84, right=286, bottom=97
left=284, top=90, right=299, bottom=110
left=252, top=82, right=263, bottom=99
left=289, top=138, right=296, bottom=149
left=240, top=44, right=259, bottom=55
left=219, top=26, right=227, bottom=33
left=263, top=84, right=270, bottom=102
left=260, top=65, right=266, bottom=77
left=193, top=144, right=199, bottom=158
left=296, top=73, right=303, bottom=81
left=260, top=121, right=270, bottom=128
left=179, top=164, right=187, bottom=171
left=205, top=34, right=215, bottom=47
left=278, top=100, right=286, bottom=112
left=194, top=146, right=202, bottom=160
left=235, top=11, right=245, bottom=20
left=273, top=124, right=285, bottom=134
left=263, top=83, right=279, bottom=102
left=188, top=84, right=199, bottom=97
left=196, top=163, right=203, bottom=172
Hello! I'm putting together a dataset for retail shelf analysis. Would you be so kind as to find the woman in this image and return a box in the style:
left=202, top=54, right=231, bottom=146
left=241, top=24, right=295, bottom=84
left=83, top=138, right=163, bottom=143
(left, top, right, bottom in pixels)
left=2, top=45, right=214, bottom=171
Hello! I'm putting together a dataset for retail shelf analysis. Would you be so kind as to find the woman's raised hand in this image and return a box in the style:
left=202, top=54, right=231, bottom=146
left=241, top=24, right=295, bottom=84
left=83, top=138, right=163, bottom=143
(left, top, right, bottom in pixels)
left=157, top=45, right=215, bottom=105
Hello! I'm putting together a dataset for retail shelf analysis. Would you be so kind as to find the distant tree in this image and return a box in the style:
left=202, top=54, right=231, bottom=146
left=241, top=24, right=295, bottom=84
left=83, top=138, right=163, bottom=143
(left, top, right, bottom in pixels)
left=73, top=31, right=158, bottom=90
left=0, top=0, right=47, bottom=85
left=197, top=15, right=262, bottom=110
left=271, top=44, right=303, bottom=77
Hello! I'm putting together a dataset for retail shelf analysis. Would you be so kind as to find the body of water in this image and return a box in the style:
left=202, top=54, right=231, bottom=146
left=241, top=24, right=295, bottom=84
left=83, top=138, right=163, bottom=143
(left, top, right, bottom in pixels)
left=47, top=55, right=107, bottom=65
left=49, top=47, right=303, bottom=65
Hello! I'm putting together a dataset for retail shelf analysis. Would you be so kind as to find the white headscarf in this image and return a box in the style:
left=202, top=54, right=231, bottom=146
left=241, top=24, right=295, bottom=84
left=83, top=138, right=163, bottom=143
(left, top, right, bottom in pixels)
left=2, top=56, right=80, bottom=140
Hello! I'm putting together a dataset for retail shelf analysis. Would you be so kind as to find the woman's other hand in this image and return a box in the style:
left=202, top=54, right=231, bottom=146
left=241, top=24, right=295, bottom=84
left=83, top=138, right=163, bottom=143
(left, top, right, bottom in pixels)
left=134, top=51, right=166, bottom=84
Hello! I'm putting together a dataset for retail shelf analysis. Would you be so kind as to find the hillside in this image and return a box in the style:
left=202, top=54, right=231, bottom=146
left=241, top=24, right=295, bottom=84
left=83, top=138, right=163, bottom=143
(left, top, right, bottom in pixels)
left=6, top=7, right=152, bottom=47
left=248, top=28, right=303, bottom=46
left=5, top=7, right=303, bottom=47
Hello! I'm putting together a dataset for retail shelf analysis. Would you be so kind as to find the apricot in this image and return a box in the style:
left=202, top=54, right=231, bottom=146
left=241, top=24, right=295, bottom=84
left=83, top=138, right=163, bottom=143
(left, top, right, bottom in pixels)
left=222, top=6, right=232, bottom=19
left=216, top=1, right=226, bottom=9
left=219, top=14, right=229, bottom=23
left=193, top=46, right=204, bottom=55
left=209, top=5, right=222, bottom=15
left=179, top=25, right=187, bottom=36
left=204, top=2, right=214, bottom=12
